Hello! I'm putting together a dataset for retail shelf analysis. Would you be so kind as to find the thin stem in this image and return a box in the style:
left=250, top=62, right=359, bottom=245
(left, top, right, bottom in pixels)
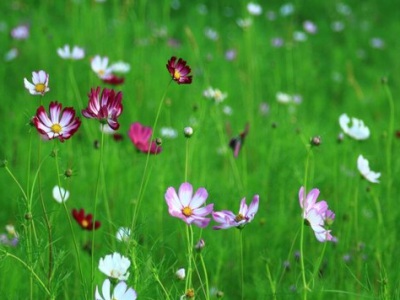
left=185, top=225, right=194, bottom=292
left=198, top=253, right=210, bottom=300
left=239, top=229, right=244, bottom=300
left=4, top=166, right=28, bottom=203
left=309, top=241, right=327, bottom=286
left=1, top=249, right=52, bottom=297
left=265, top=263, right=277, bottom=300
left=383, top=80, right=394, bottom=201
left=91, top=130, right=105, bottom=294
left=53, top=146, right=88, bottom=300
left=153, top=268, right=171, bottom=300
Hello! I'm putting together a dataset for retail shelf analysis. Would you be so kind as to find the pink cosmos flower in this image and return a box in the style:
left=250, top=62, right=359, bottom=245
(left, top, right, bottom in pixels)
left=299, top=186, right=335, bottom=242
left=24, top=70, right=50, bottom=96
left=212, top=195, right=259, bottom=230
left=166, top=56, right=192, bottom=84
left=33, top=102, right=81, bottom=142
left=11, top=24, right=29, bottom=40
left=128, top=122, right=162, bottom=154
left=165, top=182, right=214, bottom=228
left=82, top=87, right=123, bottom=130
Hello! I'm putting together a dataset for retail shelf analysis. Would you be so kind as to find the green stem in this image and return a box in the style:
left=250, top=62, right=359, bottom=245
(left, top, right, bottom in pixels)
left=53, top=145, right=88, bottom=300
left=309, top=241, right=327, bottom=286
left=185, top=225, right=194, bottom=292
left=239, top=229, right=244, bottom=300
left=265, top=263, right=277, bottom=300
left=383, top=81, right=394, bottom=203
left=198, top=253, right=210, bottom=300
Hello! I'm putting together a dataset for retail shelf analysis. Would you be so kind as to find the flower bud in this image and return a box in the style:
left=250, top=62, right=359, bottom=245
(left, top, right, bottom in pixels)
left=155, top=137, right=162, bottom=146
left=175, top=268, right=185, bottom=280
left=183, top=127, right=193, bottom=138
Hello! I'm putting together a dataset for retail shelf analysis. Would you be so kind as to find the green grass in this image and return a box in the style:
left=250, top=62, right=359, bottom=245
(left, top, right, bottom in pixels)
left=0, top=0, right=399, bottom=299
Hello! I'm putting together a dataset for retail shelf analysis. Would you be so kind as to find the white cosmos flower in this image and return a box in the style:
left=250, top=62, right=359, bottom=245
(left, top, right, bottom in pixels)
left=203, top=87, right=227, bottom=104
left=57, top=44, right=85, bottom=60
left=95, top=279, right=137, bottom=300
left=109, top=61, right=131, bottom=73
left=91, top=55, right=113, bottom=79
left=357, top=155, right=381, bottom=183
left=175, top=268, right=186, bottom=280
left=99, top=252, right=131, bottom=280
left=160, top=127, right=178, bottom=138
left=52, top=185, right=70, bottom=203
left=24, top=70, right=50, bottom=95
left=116, top=227, right=131, bottom=242
left=247, top=2, right=262, bottom=15
left=339, top=113, right=370, bottom=140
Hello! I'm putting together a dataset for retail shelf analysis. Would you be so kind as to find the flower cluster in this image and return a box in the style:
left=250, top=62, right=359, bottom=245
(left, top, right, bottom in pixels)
left=299, top=187, right=335, bottom=242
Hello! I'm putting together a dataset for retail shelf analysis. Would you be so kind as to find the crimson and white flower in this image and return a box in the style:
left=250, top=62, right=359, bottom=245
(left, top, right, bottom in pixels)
left=33, top=102, right=81, bottom=142
left=24, top=70, right=50, bottom=95
left=339, top=113, right=370, bottom=140
left=57, top=44, right=85, bottom=60
left=98, top=252, right=131, bottom=280
left=95, top=279, right=137, bottom=300
left=165, top=182, right=214, bottom=228
left=82, top=87, right=123, bottom=130
left=357, top=155, right=381, bottom=183
left=299, top=187, right=335, bottom=242
left=52, top=185, right=70, bottom=203
left=212, top=195, right=259, bottom=230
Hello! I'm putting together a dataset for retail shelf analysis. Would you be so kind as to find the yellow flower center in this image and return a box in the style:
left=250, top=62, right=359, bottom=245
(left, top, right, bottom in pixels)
left=173, top=70, right=181, bottom=80
left=235, top=213, right=245, bottom=222
left=35, top=83, right=46, bottom=93
left=51, top=123, right=62, bottom=134
left=98, top=69, right=105, bottom=76
left=81, top=220, right=89, bottom=228
left=182, top=206, right=192, bottom=217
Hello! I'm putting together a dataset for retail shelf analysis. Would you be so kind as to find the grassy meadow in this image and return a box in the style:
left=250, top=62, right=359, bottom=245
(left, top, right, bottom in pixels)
left=0, top=0, right=399, bottom=299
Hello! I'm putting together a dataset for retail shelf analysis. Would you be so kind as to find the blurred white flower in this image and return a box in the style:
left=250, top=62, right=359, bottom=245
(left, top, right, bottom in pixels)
left=276, top=92, right=291, bottom=104
left=109, top=61, right=131, bottom=73
left=303, top=20, right=317, bottom=34
left=98, top=252, right=131, bottom=280
left=357, top=155, right=381, bottom=183
left=52, top=185, right=70, bottom=203
left=370, top=37, right=385, bottom=49
left=11, top=24, right=29, bottom=40
left=116, top=227, right=131, bottom=242
left=175, top=268, right=186, bottom=280
left=57, top=44, right=85, bottom=60
left=203, top=87, right=227, bottom=104
left=331, top=21, right=345, bottom=32
left=336, top=3, right=352, bottom=16
left=222, top=105, right=233, bottom=116
left=339, top=113, right=370, bottom=140
left=247, top=2, right=262, bottom=15
left=160, top=127, right=178, bottom=138
left=4, top=48, right=18, bottom=61
left=293, top=31, right=307, bottom=42
left=91, top=55, right=113, bottom=79
left=280, top=3, right=294, bottom=16
left=204, top=27, right=219, bottom=40
left=236, top=18, right=253, bottom=28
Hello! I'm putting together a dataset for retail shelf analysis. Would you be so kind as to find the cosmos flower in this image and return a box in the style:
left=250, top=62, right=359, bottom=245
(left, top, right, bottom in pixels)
left=203, top=87, right=227, bottom=104
left=33, top=102, right=81, bottom=142
left=91, top=55, right=113, bottom=79
left=298, top=186, right=335, bottom=242
left=212, top=195, right=259, bottom=230
left=52, top=185, right=70, bottom=203
left=357, top=155, right=381, bottom=183
left=82, top=87, right=123, bottom=130
left=247, top=2, right=262, bottom=15
left=229, top=123, right=249, bottom=158
left=72, top=208, right=101, bottom=231
left=98, top=252, right=131, bottom=280
left=303, top=20, right=317, bottom=34
left=116, top=227, right=131, bottom=242
left=166, top=56, right=192, bottom=84
left=339, top=113, right=370, bottom=140
left=165, top=182, right=214, bottom=228
left=24, top=70, right=50, bottom=96
left=95, top=279, right=137, bottom=300
left=128, top=122, right=162, bottom=154
left=11, top=24, right=29, bottom=40
left=57, top=44, right=85, bottom=60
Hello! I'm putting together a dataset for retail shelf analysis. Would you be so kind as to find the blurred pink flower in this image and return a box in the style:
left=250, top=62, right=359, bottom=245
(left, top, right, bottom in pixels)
left=11, top=24, right=29, bottom=40
left=165, top=182, right=214, bottom=228
left=128, top=122, right=161, bottom=154
left=212, top=195, right=259, bottom=230
left=299, top=186, right=335, bottom=242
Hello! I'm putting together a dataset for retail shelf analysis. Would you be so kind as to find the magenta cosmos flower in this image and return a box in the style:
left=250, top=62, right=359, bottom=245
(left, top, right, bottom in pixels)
left=299, top=186, right=335, bottom=242
left=165, top=182, right=214, bottom=228
left=128, top=122, right=162, bottom=154
left=33, top=101, right=81, bottom=142
left=212, top=195, right=259, bottom=230
left=82, top=87, right=123, bottom=130
left=166, top=56, right=192, bottom=84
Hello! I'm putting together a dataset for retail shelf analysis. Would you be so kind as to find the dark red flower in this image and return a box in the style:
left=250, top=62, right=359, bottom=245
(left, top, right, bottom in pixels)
left=229, top=123, right=249, bottom=158
left=102, top=74, right=125, bottom=85
left=128, top=122, right=162, bottom=154
left=166, top=56, right=192, bottom=84
left=82, top=87, right=123, bottom=130
left=72, top=208, right=101, bottom=231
